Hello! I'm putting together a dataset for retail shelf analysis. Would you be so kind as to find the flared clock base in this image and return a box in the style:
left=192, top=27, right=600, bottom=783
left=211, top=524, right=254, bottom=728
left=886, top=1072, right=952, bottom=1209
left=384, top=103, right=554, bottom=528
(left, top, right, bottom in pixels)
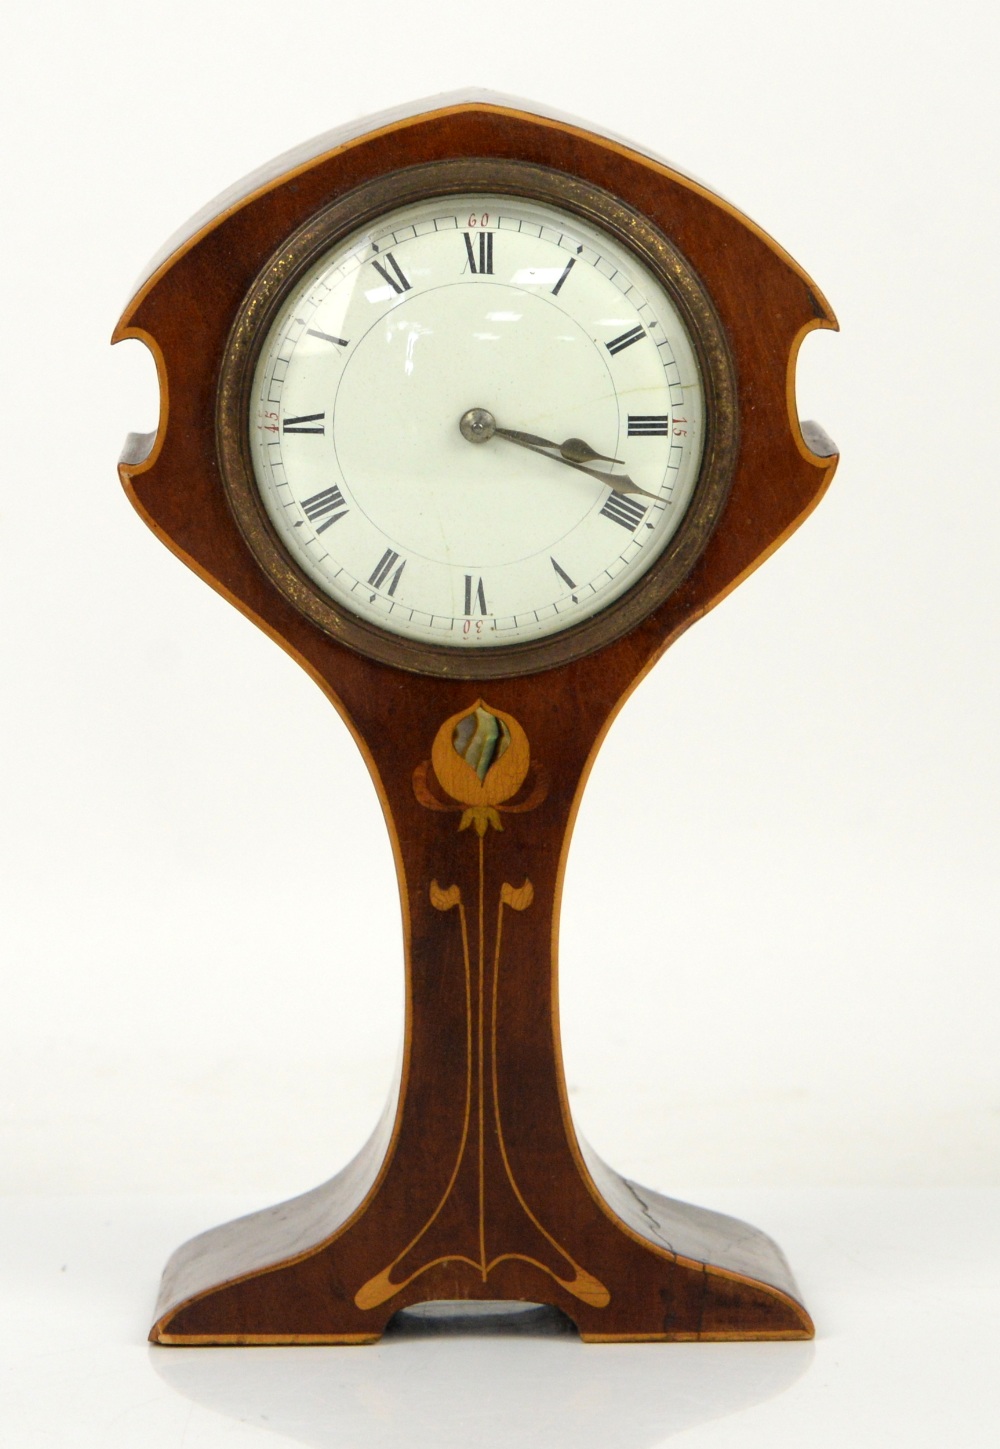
left=150, top=1139, right=812, bottom=1345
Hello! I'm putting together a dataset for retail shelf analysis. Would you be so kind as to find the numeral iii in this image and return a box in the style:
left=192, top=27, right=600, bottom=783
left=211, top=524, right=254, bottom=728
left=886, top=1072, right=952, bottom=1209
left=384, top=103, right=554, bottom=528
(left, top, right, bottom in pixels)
left=627, top=414, right=670, bottom=435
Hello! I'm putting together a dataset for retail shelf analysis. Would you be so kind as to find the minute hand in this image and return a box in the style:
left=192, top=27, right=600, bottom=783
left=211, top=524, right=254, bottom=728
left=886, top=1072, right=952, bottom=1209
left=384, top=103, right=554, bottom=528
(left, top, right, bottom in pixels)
left=493, top=427, right=658, bottom=499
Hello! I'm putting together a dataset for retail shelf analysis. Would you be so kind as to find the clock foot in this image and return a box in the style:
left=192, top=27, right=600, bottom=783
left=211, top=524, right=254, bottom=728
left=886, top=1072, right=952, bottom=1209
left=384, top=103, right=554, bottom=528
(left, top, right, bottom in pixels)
left=149, top=1129, right=810, bottom=1344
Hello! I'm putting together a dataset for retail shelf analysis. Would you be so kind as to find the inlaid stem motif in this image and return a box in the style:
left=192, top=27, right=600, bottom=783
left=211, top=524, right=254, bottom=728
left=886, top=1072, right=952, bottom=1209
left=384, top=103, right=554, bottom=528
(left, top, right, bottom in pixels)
left=354, top=702, right=608, bottom=1312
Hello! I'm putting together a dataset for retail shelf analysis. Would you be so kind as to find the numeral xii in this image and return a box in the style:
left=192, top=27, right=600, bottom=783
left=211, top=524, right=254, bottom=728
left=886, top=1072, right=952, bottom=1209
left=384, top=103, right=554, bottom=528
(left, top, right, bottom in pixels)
left=464, top=231, right=493, bottom=274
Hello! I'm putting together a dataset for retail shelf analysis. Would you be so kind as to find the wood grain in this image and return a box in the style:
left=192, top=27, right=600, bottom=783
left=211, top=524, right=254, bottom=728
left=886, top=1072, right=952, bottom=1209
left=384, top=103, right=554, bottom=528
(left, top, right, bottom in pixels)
left=114, top=97, right=837, bottom=1344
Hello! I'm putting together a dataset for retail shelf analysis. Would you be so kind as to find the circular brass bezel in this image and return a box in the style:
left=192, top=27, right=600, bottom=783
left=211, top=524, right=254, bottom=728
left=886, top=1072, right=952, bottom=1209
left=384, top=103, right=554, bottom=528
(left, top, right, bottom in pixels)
left=217, top=159, right=738, bottom=679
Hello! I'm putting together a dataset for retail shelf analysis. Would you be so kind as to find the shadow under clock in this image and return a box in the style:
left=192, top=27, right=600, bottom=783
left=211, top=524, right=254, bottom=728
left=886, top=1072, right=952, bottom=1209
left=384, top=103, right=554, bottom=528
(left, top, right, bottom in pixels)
left=150, top=1299, right=814, bottom=1448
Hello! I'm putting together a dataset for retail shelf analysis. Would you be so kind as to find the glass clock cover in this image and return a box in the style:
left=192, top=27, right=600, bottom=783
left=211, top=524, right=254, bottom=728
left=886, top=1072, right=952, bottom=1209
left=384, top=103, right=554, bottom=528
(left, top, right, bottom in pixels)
left=247, top=191, right=706, bottom=652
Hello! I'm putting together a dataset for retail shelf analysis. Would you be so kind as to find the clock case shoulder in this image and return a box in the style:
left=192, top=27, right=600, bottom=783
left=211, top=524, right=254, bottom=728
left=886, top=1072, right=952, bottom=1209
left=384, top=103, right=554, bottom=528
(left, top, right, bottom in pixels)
left=120, top=88, right=754, bottom=302
left=114, top=94, right=838, bottom=697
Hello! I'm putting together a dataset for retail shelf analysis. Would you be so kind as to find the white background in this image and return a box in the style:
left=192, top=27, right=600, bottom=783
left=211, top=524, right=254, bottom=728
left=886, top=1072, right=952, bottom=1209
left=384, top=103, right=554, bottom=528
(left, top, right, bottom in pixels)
left=2, top=2, right=998, bottom=1444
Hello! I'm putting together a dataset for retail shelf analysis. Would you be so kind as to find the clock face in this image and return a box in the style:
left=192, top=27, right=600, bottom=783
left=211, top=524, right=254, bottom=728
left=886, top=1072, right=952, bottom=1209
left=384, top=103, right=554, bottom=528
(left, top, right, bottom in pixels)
left=220, top=164, right=736, bottom=675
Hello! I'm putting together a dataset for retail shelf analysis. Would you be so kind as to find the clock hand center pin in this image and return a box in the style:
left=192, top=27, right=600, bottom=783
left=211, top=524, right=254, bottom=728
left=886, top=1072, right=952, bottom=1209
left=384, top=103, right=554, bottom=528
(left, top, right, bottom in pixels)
left=458, top=406, right=497, bottom=443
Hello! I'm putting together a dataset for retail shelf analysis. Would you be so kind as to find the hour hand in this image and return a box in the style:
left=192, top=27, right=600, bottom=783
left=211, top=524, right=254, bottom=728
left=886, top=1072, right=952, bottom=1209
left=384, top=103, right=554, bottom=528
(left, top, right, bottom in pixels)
left=496, top=430, right=658, bottom=499
left=494, top=426, right=624, bottom=468
left=558, top=458, right=659, bottom=498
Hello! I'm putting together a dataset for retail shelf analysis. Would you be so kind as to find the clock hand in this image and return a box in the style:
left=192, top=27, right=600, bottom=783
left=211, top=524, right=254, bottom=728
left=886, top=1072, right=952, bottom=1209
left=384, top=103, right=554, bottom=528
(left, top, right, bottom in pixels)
left=459, top=408, right=659, bottom=499
left=502, top=436, right=660, bottom=498
left=493, top=425, right=624, bottom=467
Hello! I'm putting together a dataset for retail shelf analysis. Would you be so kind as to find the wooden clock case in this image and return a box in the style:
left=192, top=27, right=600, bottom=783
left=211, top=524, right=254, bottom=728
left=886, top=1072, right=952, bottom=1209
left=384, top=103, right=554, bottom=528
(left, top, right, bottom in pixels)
left=113, top=93, right=838, bottom=1344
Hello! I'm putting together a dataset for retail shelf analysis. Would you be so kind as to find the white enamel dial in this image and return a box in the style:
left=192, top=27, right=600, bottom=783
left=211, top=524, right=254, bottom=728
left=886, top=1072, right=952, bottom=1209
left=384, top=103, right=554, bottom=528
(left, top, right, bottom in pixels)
left=249, top=192, right=705, bottom=649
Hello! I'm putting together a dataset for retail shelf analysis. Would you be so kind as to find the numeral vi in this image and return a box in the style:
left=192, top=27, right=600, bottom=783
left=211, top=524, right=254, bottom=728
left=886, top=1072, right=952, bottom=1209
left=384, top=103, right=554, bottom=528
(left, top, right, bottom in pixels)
left=464, top=575, right=489, bottom=615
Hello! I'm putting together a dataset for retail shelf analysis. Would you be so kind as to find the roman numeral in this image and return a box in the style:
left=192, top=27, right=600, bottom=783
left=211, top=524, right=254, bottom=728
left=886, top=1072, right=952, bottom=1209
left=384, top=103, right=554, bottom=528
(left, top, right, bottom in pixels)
left=368, top=548, right=406, bottom=596
left=628, top=414, right=670, bottom=436
left=306, top=328, right=349, bottom=347
left=283, top=413, right=325, bottom=434
left=464, top=231, right=494, bottom=274
left=300, top=486, right=348, bottom=533
left=551, top=256, right=576, bottom=296
left=550, top=557, right=576, bottom=589
left=600, top=492, right=648, bottom=531
left=371, top=251, right=410, bottom=294
left=464, top=575, right=488, bottom=616
left=605, top=324, right=645, bottom=356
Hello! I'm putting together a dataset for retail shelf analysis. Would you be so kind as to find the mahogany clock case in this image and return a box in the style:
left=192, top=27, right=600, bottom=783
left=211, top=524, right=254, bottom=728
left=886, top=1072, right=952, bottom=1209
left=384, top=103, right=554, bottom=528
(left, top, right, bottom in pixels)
left=114, top=96, right=838, bottom=1345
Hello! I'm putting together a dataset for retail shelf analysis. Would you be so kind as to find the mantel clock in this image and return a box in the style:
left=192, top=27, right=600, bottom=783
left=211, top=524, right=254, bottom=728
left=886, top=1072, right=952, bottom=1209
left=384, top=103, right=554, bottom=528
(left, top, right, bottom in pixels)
left=114, top=93, right=838, bottom=1344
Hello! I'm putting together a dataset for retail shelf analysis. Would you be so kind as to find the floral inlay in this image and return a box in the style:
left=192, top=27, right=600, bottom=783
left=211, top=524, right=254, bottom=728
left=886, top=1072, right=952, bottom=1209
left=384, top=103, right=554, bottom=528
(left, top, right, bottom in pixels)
left=428, top=700, right=532, bottom=835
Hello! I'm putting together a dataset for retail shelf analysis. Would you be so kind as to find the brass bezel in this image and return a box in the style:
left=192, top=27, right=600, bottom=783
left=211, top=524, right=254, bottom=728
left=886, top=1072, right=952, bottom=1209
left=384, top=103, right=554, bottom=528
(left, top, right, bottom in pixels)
left=217, top=159, right=738, bottom=678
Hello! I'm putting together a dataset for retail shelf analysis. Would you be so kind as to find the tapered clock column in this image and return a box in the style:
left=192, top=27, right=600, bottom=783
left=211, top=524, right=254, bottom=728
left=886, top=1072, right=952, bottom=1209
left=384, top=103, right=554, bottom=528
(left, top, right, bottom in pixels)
left=147, top=667, right=814, bottom=1343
